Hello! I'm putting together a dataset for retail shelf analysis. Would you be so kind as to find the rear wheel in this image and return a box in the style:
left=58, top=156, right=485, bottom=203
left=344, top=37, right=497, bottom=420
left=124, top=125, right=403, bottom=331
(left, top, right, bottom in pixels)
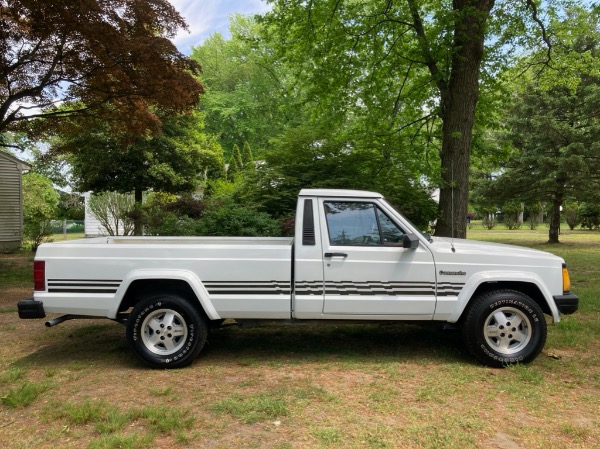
left=462, top=289, right=547, bottom=367
left=126, top=294, right=208, bottom=369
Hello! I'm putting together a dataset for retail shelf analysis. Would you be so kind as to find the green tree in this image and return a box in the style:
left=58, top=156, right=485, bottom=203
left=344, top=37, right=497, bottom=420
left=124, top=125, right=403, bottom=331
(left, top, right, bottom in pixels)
left=227, top=144, right=244, bottom=180
left=263, top=0, right=571, bottom=238
left=22, top=172, right=59, bottom=250
left=52, top=112, right=225, bottom=234
left=475, top=6, right=600, bottom=242
left=488, top=76, right=600, bottom=242
left=0, top=0, right=202, bottom=146
left=190, top=16, right=292, bottom=157
left=231, top=124, right=438, bottom=229
left=242, top=141, right=255, bottom=170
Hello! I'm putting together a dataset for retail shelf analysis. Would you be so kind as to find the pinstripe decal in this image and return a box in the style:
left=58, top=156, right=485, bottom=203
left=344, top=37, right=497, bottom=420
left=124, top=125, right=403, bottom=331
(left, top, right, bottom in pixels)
left=47, top=279, right=122, bottom=294
left=204, top=281, right=464, bottom=297
left=45, top=279, right=465, bottom=297
left=203, top=281, right=291, bottom=295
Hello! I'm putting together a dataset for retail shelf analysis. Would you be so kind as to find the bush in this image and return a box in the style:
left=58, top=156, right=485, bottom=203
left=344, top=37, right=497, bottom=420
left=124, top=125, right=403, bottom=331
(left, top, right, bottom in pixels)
left=144, top=212, right=198, bottom=236
left=580, top=202, right=600, bottom=230
left=477, top=206, right=497, bottom=230
left=525, top=202, right=542, bottom=230
left=564, top=202, right=581, bottom=230
left=502, top=200, right=523, bottom=230
left=140, top=193, right=201, bottom=236
left=22, top=173, right=59, bottom=250
left=88, top=192, right=135, bottom=236
left=197, top=205, right=281, bottom=237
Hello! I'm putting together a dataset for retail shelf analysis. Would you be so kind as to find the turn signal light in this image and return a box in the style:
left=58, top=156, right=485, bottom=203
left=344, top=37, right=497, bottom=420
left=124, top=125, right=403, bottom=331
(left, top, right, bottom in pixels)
left=34, top=261, right=45, bottom=291
left=562, top=264, right=571, bottom=293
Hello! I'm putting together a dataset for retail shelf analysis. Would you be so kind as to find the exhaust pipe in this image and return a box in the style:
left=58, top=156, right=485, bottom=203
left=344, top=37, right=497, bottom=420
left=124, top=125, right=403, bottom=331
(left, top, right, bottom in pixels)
left=45, top=315, right=96, bottom=327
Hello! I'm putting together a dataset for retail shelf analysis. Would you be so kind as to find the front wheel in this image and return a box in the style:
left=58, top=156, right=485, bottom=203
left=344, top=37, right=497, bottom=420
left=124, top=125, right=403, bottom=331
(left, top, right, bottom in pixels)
left=461, top=289, right=547, bottom=367
left=126, top=294, right=208, bottom=369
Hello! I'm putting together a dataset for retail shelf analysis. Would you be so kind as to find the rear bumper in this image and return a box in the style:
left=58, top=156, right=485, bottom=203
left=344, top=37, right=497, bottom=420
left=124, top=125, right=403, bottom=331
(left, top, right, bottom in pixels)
left=17, top=297, right=46, bottom=319
left=553, top=294, right=579, bottom=315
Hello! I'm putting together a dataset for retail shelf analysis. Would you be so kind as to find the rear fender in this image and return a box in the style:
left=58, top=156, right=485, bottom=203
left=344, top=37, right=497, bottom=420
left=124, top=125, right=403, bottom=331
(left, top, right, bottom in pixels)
left=109, top=269, right=220, bottom=320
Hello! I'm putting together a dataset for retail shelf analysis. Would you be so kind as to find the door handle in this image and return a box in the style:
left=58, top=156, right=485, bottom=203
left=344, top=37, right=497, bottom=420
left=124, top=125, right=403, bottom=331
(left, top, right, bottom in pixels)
left=324, top=252, right=348, bottom=258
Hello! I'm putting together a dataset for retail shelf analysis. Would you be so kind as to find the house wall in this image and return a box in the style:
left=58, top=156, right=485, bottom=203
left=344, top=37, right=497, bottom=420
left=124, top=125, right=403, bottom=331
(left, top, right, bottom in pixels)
left=0, top=153, right=26, bottom=250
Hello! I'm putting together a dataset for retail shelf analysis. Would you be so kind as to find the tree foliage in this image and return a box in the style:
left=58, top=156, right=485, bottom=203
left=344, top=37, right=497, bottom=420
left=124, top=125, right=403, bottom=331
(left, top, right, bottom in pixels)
left=481, top=11, right=600, bottom=242
left=0, top=0, right=203, bottom=145
left=54, top=112, right=225, bottom=199
left=50, top=111, right=225, bottom=234
left=259, top=0, right=577, bottom=238
left=190, top=16, right=293, bottom=157
left=22, top=172, right=59, bottom=250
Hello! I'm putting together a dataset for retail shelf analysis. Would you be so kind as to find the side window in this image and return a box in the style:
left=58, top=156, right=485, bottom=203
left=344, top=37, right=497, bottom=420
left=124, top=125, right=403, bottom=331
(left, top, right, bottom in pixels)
left=376, top=208, right=405, bottom=245
left=324, top=201, right=406, bottom=246
left=325, top=202, right=381, bottom=246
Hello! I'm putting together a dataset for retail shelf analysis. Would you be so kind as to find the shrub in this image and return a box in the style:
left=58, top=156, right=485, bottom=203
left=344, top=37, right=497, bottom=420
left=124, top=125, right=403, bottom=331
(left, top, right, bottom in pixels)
left=580, top=202, right=600, bottom=230
left=564, top=202, right=580, bottom=230
left=477, top=206, right=497, bottom=230
left=525, top=202, right=542, bottom=230
left=197, top=205, right=281, bottom=237
left=140, top=193, right=203, bottom=236
left=22, top=173, right=59, bottom=250
left=502, top=200, right=523, bottom=230
left=88, top=192, right=135, bottom=236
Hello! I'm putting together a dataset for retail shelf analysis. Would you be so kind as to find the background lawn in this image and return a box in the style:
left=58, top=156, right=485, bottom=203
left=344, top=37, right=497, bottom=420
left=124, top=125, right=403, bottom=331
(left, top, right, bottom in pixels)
left=0, top=230, right=598, bottom=448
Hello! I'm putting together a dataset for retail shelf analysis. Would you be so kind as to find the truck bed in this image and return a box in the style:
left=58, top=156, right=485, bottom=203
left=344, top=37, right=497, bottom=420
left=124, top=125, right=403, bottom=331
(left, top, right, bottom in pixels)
left=35, top=236, right=295, bottom=319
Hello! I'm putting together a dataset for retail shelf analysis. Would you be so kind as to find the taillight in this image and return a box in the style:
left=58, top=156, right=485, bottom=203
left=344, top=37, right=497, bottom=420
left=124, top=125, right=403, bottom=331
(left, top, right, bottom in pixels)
left=34, top=261, right=45, bottom=291
left=562, top=264, right=571, bottom=293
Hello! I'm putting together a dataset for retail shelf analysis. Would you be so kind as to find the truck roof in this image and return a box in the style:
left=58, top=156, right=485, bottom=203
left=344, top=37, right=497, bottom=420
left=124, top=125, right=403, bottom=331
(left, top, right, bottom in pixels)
left=299, top=189, right=384, bottom=198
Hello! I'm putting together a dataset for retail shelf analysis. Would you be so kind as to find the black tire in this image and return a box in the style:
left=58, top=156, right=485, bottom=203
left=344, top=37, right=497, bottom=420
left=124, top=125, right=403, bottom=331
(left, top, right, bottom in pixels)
left=461, top=289, right=547, bottom=368
left=126, top=294, right=208, bottom=369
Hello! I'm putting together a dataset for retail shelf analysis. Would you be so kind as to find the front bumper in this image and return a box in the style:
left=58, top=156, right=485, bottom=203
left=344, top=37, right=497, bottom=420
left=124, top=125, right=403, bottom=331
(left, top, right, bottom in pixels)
left=553, top=294, right=579, bottom=315
left=17, top=297, right=46, bottom=319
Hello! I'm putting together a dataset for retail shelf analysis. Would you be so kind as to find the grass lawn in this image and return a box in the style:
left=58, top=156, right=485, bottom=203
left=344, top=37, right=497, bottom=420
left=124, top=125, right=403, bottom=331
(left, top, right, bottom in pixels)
left=0, top=230, right=598, bottom=449
left=50, top=232, right=86, bottom=241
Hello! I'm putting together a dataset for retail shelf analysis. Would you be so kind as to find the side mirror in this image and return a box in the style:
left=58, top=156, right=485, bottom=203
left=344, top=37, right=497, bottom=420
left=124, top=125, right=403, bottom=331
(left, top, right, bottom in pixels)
left=403, top=233, right=420, bottom=249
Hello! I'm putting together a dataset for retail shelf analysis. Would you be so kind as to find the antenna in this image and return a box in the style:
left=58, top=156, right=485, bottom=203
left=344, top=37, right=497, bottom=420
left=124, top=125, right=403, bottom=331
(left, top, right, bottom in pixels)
left=450, top=160, right=456, bottom=253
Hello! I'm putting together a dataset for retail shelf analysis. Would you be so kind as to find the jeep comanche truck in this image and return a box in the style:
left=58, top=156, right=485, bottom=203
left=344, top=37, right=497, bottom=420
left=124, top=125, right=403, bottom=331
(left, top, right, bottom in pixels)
left=18, top=189, right=578, bottom=368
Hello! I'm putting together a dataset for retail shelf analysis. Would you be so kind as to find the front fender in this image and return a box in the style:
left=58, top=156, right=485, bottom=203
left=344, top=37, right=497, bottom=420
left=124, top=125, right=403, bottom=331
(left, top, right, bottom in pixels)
left=446, top=271, right=561, bottom=323
left=109, top=269, right=220, bottom=320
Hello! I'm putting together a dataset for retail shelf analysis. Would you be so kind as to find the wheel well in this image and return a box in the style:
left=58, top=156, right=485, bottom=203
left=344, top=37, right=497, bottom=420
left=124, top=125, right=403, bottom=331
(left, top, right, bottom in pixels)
left=467, top=281, right=551, bottom=316
left=119, top=279, right=201, bottom=313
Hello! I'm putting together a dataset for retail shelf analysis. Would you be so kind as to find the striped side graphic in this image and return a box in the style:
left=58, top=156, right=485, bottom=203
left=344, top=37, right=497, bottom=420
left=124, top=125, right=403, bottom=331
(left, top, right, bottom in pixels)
left=437, top=282, right=465, bottom=296
left=47, top=279, right=121, bottom=294
left=204, top=281, right=464, bottom=297
left=203, top=281, right=291, bottom=296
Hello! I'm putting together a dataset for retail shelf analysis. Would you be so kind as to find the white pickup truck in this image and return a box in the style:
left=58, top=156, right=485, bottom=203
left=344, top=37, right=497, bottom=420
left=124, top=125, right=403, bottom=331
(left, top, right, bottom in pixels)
left=19, top=189, right=578, bottom=368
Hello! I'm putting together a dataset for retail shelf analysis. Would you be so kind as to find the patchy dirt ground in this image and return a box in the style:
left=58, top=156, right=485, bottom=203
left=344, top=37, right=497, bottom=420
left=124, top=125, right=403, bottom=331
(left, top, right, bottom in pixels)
left=0, top=252, right=599, bottom=449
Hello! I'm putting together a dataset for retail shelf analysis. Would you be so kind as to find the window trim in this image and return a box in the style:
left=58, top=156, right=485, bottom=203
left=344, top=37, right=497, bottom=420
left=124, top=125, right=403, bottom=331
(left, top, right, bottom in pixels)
left=323, top=200, right=405, bottom=247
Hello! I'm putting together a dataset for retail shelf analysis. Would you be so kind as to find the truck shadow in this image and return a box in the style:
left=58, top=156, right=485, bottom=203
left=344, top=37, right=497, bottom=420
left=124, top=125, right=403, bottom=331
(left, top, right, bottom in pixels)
left=204, top=322, right=470, bottom=365
left=14, top=320, right=472, bottom=369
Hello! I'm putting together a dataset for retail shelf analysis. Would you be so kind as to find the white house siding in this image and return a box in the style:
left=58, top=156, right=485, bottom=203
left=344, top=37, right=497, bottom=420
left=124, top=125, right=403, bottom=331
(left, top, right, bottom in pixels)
left=0, top=152, right=30, bottom=250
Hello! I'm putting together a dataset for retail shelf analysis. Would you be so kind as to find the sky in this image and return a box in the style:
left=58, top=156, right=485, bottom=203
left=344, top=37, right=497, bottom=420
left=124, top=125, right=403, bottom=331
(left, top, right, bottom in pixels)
left=167, top=0, right=271, bottom=54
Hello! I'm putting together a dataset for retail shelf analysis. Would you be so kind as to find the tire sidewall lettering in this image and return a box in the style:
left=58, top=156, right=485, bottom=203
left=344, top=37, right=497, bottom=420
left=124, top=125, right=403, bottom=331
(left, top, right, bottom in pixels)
left=463, top=289, right=547, bottom=367
left=126, top=295, right=208, bottom=369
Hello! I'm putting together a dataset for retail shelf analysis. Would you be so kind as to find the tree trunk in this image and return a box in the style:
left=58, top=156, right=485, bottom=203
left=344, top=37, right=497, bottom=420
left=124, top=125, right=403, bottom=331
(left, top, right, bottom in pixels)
left=134, top=188, right=143, bottom=236
left=433, top=0, right=495, bottom=239
left=548, top=196, right=562, bottom=244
